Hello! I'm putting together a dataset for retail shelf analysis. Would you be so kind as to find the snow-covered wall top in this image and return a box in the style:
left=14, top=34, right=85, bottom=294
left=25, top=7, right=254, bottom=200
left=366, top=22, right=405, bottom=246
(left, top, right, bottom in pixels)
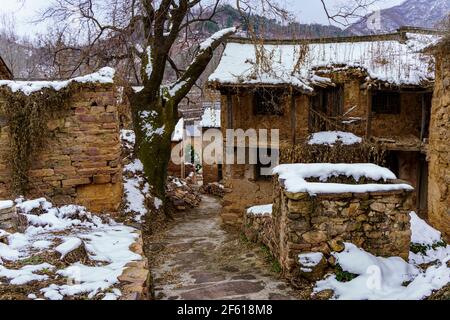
left=209, top=32, right=440, bottom=89
left=0, top=67, right=115, bottom=96
left=273, top=163, right=414, bottom=195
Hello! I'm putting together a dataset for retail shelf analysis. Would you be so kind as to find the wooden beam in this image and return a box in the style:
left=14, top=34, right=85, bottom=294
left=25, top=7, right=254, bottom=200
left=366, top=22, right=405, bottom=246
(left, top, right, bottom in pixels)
left=420, top=93, right=427, bottom=142
left=290, top=92, right=296, bottom=145
left=226, top=92, right=233, bottom=130
left=366, top=89, right=373, bottom=139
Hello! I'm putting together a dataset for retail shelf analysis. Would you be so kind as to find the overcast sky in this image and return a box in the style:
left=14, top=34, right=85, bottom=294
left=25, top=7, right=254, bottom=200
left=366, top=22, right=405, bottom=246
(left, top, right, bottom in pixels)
left=1, top=0, right=406, bottom=37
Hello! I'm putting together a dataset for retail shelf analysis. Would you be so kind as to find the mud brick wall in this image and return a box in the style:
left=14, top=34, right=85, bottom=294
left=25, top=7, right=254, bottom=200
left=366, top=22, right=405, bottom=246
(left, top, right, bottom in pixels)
left=428, top=50, right=450, bottom=241
left=221, top=165, right=273, bottom=226
left=0, top=84, right=123, bottom=213
left=272, top=178, right=413, bottom=279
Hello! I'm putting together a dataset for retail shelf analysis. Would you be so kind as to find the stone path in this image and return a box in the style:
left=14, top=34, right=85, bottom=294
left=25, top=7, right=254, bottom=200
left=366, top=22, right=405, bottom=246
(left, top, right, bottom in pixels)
left=149, top=195, right=302, bottom=300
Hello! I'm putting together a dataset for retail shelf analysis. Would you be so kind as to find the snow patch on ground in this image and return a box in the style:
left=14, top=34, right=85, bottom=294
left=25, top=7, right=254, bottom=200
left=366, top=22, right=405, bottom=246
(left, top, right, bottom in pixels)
left=0, top=200, right=14, bottom=210
left=0, top=198, right=141, bottom=299
left=314, top=212, right=449, bottom=300
left=121, top=129, right=150, bottom=222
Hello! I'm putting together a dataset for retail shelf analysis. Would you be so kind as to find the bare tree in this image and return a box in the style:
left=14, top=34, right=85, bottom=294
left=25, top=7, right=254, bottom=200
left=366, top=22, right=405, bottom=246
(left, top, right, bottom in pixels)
left=38, top=0, right=238, bottom=206
left=36, top=0, right=379, bottom=211
left=320, top=0, right=379, bottom=26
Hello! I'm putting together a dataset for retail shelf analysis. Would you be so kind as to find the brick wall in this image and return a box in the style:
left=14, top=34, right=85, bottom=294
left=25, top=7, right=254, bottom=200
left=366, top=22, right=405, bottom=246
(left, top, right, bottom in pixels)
left=0, top=83, right=123, bottom=213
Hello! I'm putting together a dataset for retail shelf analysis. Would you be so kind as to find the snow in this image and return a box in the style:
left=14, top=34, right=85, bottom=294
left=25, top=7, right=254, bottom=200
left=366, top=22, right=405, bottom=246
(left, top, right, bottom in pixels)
left=308, top=131, right=362, bottom=146
left=154, top=197, right=163, bottom=210
left=120, top=129, right=135, bottom=147
left=410, top=211, right=442, bottom=244
left=408, top=212, right=450, bottom=265
left=168, top=80, right=187, bottom=97
left=124, top=159, right=144, bottom=174
left=32, top=240, right=53, bottom=250
left=55, top=237, right=82, bottom=259
left=145, top=46, right=153, bottom=79
left=299, top=252, right=324, bottom=272
left=0, top=200, right=14, bottom=210
left=140, top=111, right=165, bottom=141
left=121, top=129, right=149, bottom=222
left=272, top=163, right=413, bottom=195
left=200, top=104, right=221, bottom=128
left=0, top=67, right=115, bottom=96
left=172, top=118, right=184, bottom=142
left=314, top=242, right=449, bottom=300
left=247, top=204, right=273, bottom=216
left=199, top=27, right=237, bottom=51
left=0, top=198, right=142, bottom=299
left=0, top=263, right=55, bottom=285
left=123, top=175, right=148, bottom=222
left=209, top=32, right=439, bottom=89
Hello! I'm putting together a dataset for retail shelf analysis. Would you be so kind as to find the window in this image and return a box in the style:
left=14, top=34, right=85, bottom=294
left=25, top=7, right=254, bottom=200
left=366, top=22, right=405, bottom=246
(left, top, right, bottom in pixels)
left=311, top=87, right=343, bottom=117
left=253, top=88, right=284, bottom=116
left=372, top=92, right=401, bottom=114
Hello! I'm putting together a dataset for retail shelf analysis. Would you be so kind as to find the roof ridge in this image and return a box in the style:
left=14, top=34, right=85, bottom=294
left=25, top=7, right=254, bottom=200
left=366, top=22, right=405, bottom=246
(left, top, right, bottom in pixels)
left=228, top=27, right=444, bottom=45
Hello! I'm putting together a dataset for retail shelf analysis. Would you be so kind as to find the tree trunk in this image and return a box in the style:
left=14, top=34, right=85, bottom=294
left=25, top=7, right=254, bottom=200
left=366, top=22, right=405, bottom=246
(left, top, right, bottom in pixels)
left=131, top=89, right=178, bottom=202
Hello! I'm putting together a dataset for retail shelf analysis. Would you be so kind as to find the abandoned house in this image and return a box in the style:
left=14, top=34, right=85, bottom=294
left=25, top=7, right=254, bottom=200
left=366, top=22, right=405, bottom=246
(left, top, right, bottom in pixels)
left=0, top=68, right=123, bottom=214
left=200, top=102, right=222, bottom=184
left=207, top=27, right=443, bottom=229
left=0, top=56, right=13, bottom=80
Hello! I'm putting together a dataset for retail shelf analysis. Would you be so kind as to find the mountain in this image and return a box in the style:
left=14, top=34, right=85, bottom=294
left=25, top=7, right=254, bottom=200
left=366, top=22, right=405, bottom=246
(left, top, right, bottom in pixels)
left=346, top=0, right=450, bottom=35
left=201, top=5, right=348, bottom=39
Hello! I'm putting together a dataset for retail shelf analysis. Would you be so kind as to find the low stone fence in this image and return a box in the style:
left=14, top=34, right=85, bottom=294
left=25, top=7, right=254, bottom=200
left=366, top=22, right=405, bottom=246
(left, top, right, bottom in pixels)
left=272, top=180, right=413, bottom=281
left=243, top=205, right=275, bottom=253
left=118, top=231, right=151, bottom=300
left=245, top=164, right=415, bottom=283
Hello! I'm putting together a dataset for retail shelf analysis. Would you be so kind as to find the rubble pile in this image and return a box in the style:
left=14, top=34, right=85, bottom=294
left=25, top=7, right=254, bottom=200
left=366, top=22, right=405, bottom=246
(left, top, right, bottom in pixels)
left=200, top=182, right=225, bottom=198
left=166, top=177, right=202, bottom=211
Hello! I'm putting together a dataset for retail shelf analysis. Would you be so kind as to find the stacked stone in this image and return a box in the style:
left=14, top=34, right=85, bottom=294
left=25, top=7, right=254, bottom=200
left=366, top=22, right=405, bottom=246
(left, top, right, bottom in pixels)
left=0, top=84, right=123, bottom=213
left=428, top=48, right=450, bottom=242
left=272, top=178, right=413, bottom=280
left=243, top=212, right=275, bottom=253
left=0, top=201, right=16, bottom=230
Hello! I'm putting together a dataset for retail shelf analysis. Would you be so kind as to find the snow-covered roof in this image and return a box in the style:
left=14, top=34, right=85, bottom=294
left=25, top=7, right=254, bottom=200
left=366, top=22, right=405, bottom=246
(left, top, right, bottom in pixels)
left=209, top=31, right=440, bottom=90
left=0, top=67, right=115, bottom=95
left=273, top=163, right=413, bottom=195
left=200, top=103, right=221, bottom=128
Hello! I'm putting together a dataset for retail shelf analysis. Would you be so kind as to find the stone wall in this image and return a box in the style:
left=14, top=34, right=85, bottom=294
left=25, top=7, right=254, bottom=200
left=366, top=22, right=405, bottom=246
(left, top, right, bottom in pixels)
left=0, top=83, right=123, bottom=213
left=243, top=212, right=275, bottom=252
left=428, top=49, right=450, bottom=241
left=272, top=178, right=413, bottom=280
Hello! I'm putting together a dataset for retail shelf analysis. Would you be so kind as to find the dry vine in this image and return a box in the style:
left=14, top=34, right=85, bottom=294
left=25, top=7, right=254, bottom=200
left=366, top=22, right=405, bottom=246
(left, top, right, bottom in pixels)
left=0, top=87, right=72, bottom=195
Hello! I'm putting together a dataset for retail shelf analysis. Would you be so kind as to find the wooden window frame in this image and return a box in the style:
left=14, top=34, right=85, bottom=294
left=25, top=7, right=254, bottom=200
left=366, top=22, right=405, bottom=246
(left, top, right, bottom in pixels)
left=371, top=91, right=401, bottom=115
